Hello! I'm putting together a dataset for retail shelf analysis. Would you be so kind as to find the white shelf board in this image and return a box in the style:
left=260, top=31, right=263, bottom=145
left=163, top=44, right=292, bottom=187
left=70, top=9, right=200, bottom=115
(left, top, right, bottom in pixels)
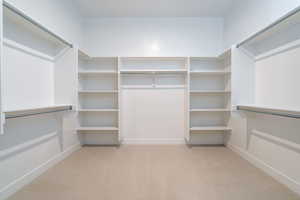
left=120, top=69, right=187, bottom=74
left=190, top=109, right=231, bottom=112
left=190, top=71, right=231, bottom=75
left=155, top=85, right=186, bottom=89
left=78, top=71, right=117, bottom=75
left=190, top=90, right=231, bottom=94
left=77, top=127, right=119, bottom=132
left=3, top=38, right=54, bottom=62
left=78, top=109, right=119, bottom=112
left=78, top=90, right=118, bottom=94
left=190, top=126, right=232, bottom=132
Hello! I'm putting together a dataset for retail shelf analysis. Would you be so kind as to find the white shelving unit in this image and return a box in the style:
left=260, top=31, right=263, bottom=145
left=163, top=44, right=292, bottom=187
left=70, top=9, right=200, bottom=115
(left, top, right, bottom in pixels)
left=77, top=51, right=120, bottom=145
left=187, top=51, right=232, bottom=145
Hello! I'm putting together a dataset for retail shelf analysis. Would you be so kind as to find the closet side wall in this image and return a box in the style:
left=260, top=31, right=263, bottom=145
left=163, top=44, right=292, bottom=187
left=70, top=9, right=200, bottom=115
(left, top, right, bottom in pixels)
left=225, top=1, right=300, bottom=195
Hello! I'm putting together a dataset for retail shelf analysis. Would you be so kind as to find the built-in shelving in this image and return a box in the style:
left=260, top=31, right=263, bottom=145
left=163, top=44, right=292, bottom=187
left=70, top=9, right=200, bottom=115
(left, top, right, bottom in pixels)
left=77, top=52, right=120, bottom=144
left=187, top=50, right=232, bottom=145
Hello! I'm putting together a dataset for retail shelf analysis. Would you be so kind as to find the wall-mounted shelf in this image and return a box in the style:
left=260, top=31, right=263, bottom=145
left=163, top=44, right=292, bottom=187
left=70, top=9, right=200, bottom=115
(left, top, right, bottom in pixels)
left=237, top=7, right=300, bottom=59
left=3, top=2, right=72, bottom=59
left=78, top=90, right=119, bottom=94
left=190, top=90, right=231, bottom=94
left=237, top=105, right=300, bottom=118
left=77, top=127, right=119, bottom=131
left=120, top=69, right=187, bottom=74
left=78, top=71, right=117, bottom=75
left=190, top=126, right=232, bottom=132
left=78, top=109, right=119, bottom=112
left=190, top=109, right=231, bottom=112
left=190, top=71, right=231, bottom=75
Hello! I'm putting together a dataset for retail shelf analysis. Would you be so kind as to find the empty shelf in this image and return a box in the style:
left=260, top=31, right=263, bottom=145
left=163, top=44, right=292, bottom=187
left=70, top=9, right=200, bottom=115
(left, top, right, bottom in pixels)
left=190, top=71, right=231, bottom=75
left=190, top=126, right=232, bottom=132
left=190, top=109, right=231, bottom=112
left=78, top=71, right=117, bottom=75
left=77, top=127, right=119, bottom=131
left=190, top=90, right=231, bottom=94
left=78, top=90, right=118, bottom=94
left=78, top=109, right=119, bottom=112
left=120, top=69, right=187, bottom=74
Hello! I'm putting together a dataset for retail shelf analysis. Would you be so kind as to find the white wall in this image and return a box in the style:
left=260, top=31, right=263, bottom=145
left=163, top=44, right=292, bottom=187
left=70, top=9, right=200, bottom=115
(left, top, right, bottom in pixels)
left=224, top=0, right=300, bottom=49
left=82, top=18, right=224, bottom=57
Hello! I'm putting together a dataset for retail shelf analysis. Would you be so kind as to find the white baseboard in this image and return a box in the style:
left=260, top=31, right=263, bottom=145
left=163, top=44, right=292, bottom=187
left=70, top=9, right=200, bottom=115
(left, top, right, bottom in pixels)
left=0, top=143, right=81, bottom=200
left=122, top=138, right=185, bottom=144
left=227, top=143, right=300, bottom=196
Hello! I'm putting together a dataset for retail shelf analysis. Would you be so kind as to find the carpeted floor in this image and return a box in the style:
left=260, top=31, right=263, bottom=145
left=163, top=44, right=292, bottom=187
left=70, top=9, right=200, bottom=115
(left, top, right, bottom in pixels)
left=7, top=145, right=300, bottom=200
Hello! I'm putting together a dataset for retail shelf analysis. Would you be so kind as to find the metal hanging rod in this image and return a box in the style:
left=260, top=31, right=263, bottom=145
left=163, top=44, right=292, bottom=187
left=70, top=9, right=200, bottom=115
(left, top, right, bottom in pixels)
left=3, top=1, right=73, bottom=48
left=5, top=106, right=73, bottom=119
left=237, top=106, right=300, bottom=119
left=236, top=5, right=300, bottom=48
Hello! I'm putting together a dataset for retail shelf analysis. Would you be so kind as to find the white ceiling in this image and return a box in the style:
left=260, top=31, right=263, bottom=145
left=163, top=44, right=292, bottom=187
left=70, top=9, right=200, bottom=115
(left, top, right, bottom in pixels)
left=74, top=0, right=234, bottom=18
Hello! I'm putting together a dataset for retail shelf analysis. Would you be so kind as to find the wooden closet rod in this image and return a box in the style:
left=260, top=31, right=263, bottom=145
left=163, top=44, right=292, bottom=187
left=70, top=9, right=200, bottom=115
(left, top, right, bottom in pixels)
left=3, top=0, right=73, bottom=48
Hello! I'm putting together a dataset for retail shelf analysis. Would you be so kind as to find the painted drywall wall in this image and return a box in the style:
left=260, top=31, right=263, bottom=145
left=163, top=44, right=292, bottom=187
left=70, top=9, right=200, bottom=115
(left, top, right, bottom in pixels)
left=82, top=18, right=224, bottom=57
left=121, top=89, right=185, bottom=144
left=224, top=0, right=300, bottom=49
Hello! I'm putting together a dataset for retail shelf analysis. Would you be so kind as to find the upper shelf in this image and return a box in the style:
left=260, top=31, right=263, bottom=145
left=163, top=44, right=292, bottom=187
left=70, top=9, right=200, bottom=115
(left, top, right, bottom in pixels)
left=237, top=6, right=300, bottom=60
left=3, top=2, right=72, bottom=59
left=237, top=105, right=300, bottom=119
left=120, top=69, right=187, bottom=74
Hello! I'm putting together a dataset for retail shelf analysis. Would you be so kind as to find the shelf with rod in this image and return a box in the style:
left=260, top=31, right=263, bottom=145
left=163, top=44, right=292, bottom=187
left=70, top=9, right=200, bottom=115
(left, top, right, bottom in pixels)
left=4, top=105, right=73, bottom=119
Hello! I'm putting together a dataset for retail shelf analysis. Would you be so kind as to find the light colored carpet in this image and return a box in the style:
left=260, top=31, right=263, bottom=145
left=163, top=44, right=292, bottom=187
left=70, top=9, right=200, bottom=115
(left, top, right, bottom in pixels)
left=7, top=145, right=300, bottom=200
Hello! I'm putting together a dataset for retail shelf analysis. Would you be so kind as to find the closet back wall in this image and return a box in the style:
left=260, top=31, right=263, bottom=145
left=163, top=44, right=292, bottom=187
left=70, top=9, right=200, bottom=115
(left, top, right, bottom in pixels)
left=82, top=18, right=223, bottom=57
